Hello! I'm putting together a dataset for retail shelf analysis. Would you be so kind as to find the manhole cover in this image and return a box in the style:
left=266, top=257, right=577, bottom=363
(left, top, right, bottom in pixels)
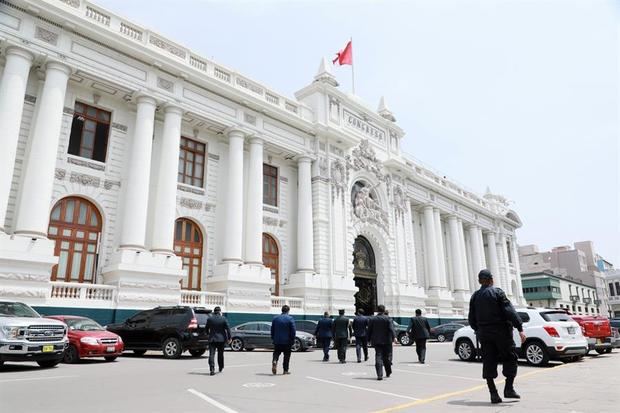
left=242, top=382, right=276, bottom=388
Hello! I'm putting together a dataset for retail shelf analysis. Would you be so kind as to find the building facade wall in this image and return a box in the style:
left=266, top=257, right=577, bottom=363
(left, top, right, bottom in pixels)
left=0, top=0, right=523, bottom=324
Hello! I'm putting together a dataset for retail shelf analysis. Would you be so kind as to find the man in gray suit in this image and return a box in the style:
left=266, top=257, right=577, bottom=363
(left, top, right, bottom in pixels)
left=407, top=309, right=431, bottom=363
left=204, top=306, right=231, bottom=375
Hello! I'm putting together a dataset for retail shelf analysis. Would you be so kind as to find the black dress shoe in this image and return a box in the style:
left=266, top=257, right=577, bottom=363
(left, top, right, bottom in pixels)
left=357, top=359, right=361, bottom=363
left=504, top=388, right=520, bottom=399
left=377, top=377, right=383, bottom=381
left=490, top=392, right=502, bottom=404
left=386, top=373, right=391, bottom=378
left=219, top=367, right=224, bottom=372
left=209, top=371, right=215, bottom=376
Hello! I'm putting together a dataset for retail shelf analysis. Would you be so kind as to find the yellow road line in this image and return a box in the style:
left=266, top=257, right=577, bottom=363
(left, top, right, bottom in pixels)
left=372, top=363, right=572, bottom=413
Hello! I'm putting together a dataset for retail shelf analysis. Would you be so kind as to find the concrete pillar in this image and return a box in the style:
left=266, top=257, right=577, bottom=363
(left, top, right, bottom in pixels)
left=14, top=62, right=71, bottom=238
left=433, top=208, right=448, bottom=288
left=244, top=137, right=264, bottom=264
left=0, top=47, right=34, bottom=232
left=447, top=216, right=466, bottom=291
left=423, top=206, right=440, bottom=289
left=150, top=105, right=183, bottom=254
left=221, top=128, right=245, bottom=263
left=486, top=231, right=500, bottom=285
left=296, top=156, right=314, bottom=272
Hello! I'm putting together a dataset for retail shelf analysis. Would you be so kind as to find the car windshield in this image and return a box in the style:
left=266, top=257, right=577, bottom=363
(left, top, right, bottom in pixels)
left=65, top=318, right=104, bottom=331
left=540, top=311, right=572, bottom=322
left=0, top=302, right=40, bottom=318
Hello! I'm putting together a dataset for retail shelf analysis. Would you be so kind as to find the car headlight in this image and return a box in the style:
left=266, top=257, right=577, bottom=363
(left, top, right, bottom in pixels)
left=0, top=326, right=26, bottom=339
left=80, top=337, right=99, bottom=345
left=117, top=336, right=123, bottom=344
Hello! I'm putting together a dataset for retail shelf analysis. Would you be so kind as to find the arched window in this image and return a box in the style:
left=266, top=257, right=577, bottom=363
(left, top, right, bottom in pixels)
left=262, top=233, right=280, bottom=296
left=48, top=197, right=102, bottom=283
left=174, top=218, right=203, bottom=290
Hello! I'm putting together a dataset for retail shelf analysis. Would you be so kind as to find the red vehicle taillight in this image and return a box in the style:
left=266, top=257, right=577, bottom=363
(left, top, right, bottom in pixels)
left=543, top=326, right=560, bottom=337
left=188, top=317, right=198, bottom=330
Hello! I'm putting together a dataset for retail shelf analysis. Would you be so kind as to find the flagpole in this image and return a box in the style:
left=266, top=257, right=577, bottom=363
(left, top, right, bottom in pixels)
left=350, top=36, right=356, bottom=95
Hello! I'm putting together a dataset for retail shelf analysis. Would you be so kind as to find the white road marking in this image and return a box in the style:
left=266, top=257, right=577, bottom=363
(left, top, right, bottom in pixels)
left=192, top=362, right=268, bottom=371
left=0, top=375, right=78, bottom=383
left=306, top=376, right=420, bottom=400
left=342, top=371, right=368, bottom=376
left=242, top=382, right=275, bottom=388
left=393, top=368, right=482, bottom=382
left=187, top=388, right=239, bottom=413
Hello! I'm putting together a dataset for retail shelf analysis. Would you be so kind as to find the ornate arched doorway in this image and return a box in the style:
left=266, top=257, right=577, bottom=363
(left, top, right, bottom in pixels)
left=262, top=233, right=280, bottom=295
left=48, top=197, right=102, bottom=283
left=353, top=235, right=377, bottom=315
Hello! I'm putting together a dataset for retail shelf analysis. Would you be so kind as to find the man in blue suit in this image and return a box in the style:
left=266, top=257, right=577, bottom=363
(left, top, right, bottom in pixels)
left=314, top=312, right=333, bottom=361
left=271, top=305, right=296, bottom=375
left=352, top=309, right=369, bottom=363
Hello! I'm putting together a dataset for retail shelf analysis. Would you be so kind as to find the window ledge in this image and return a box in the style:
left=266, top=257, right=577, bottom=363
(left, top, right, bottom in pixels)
left=67, top=155, right=106, bottom=172
left=263, top=205, right=279, bottom=214
left=177, top=183, right=206, bottom=196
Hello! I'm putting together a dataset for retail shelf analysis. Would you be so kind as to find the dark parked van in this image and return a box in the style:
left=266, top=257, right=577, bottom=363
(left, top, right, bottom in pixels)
left=107, top=306, right=211, bottom=359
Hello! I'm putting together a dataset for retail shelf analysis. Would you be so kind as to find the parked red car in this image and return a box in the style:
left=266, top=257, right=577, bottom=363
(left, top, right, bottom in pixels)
left=569, top=315, right=613, bottom=354
left=46, top=316, right=124, bottom=363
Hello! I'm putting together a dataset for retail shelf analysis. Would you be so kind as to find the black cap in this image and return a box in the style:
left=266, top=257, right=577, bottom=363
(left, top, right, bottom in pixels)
left=478, top=269, right=493, bottom=280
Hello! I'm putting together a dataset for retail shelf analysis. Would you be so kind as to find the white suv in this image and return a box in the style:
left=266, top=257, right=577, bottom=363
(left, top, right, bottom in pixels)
left=453, top=308, right=588, bottom=366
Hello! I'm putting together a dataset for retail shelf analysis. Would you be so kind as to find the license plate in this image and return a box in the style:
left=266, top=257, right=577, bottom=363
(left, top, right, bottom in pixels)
left=567, top=327, right=575, bottom=334
left=106, top=346, right=115, bottom=353
left=42, top=345, right=54, bottom=353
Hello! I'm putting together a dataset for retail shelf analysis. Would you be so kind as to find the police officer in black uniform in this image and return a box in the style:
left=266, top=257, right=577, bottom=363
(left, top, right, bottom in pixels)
left=468, top=269, right=526, bottom=404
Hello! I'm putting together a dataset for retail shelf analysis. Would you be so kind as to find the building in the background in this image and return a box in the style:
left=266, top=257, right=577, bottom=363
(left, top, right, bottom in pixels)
left=0, top=0, right=523, bottom=325
left=605, top=270, right=620, bottom=318
left=521, top=270, right=598, bottom=315
left=519, top=242, right=612, bottom=316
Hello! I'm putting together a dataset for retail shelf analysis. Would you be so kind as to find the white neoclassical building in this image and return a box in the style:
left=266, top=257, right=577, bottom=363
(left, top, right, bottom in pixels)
left=0, top=0, right=525, bottom=324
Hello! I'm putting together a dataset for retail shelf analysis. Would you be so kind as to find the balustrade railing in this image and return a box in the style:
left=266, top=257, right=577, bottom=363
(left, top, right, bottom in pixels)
left=49, top=281, right=116, bottom=302
left=271, top=296, right=303, bottom=310
left=180, top=290, right=226, bottom=308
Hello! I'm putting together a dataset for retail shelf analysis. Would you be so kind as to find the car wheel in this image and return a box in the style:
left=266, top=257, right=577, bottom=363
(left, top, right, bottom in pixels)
left=37, top=360, right=60, bottom=368
left=398, top=333, right=411, bottom=346
left=595, top=349, right=606, bottom=355
left=604, top=348, right=612, bottom=354
left=456, top=339, right=476, bottom=362
left=437, top=334, right=447, bottom=343
left=104, top=356, right=118, bottom=362
left=189, top=349, right=206, bottom=357
left=133, top=350, right=147, bottom=356
left=524, top=342, right=549, bottom=366
left=230, top=337, right=244, bottom=352
left=63, top=344, right=80, bottom=364
left=162, top=337, right=182, bottom=359
left=291, top=338, right=302, bottom=352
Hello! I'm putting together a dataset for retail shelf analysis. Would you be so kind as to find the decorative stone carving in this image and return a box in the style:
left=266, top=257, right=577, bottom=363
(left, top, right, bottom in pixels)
left=63, top=106, right=74, bottom=115
left=60, top=0, right=80, bottom=8
left=103, top=180, right=121, bottom=190
left=179, top=198, right=202, bottom=210
left=70, top=172, right=101, bottom=188
left=330, top=159, right=346, bottom=201
left=244, top=112, right=256, bottom=125
left=263, top=216, right=279, bottom=227
left=329, top=95, right=340, bottom=123
left=0, top=272, right=50, bottom=282
left=35, top=26, right=59, bottom=45
left=55, top=168, right=67, bottom=180
left=208, top=153, right=220, bottom=161
left=157, top=77, right=174, bottom=91
left=318, top=157, right=328, bottom=177
left=329, top=145, right=344, bottom=158
left=392, top=184, right=406, bottom=217
left=236, top=77, right=264, bottom=95
left=352, top=184, right=388, bottom=227
left=149, top=36, right=186, bottom=59
left=0, top=287, right=46, bottom=298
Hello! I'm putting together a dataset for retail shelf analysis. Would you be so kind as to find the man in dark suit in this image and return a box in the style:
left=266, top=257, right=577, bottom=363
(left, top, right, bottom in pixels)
left=204, top=306, right=231, bottom=376
left=332, top=309, right=352, bottom=363
left=271, top=305, right=296, bottom=375
left=368, top=305, right=396, bottom=380
left=314, top=312, right=333, bottom=362
left=407, top=309, right=431, bottom=363
left=352, top=309, right=369, bottom=363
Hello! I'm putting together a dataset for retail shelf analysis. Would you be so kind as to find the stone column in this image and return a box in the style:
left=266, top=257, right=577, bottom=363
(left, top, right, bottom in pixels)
left=297, top=156, right=314, bottom=272
left=477, top=228, right=487, bottom=271
left=244, top=137, right=264, bottom=264
left=486, top=231, right=500, bottom=285
left=0, top=47, right=34, bottom=232
left=117, top=95, right=157, bottom=250
left=457, top=219, right=471, bottom=289
left=468, top=225, right=482, bottom=276
left=14, top=62, right=71, bottom=238
left=447, top=216, right=466, bottom=291
left=150, top=104, right=183, bottom=254
left=222, top=128, right=245, bottom=263
left=499, top=233, right=510, bottom=292
left=423, top=206, right=440, bottom=289
left=433, top=208, right=448, bottom=288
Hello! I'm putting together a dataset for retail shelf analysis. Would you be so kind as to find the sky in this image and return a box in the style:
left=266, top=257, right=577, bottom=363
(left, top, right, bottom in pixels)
left=95, top=0, right=619, bottom=265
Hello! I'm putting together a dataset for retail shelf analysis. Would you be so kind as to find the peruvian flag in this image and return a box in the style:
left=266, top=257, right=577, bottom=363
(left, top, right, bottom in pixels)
left=333, top=40, right=353, bottom=65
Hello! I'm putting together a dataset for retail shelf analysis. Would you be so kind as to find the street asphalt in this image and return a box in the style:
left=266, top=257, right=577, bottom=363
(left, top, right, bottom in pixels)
left=1, top=342, right=618, bottom=413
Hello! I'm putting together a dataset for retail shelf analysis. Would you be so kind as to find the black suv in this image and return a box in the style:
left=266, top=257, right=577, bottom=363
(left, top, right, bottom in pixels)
left=107, top=306, right=211, bottom=359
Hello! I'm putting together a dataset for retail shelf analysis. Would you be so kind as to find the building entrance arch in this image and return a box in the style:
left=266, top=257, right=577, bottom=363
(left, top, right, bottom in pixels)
left=353, top=235, right=378, bottom=316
